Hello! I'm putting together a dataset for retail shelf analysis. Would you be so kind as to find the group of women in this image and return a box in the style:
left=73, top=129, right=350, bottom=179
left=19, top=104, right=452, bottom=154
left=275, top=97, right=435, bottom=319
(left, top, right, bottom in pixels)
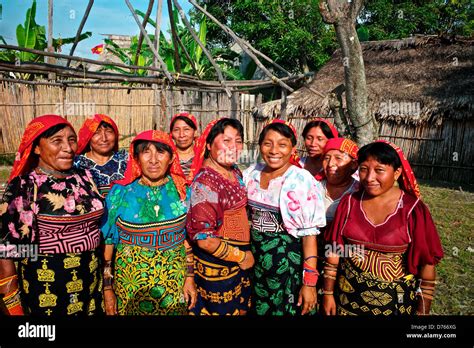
left=0, top=112, right=443, bottom=316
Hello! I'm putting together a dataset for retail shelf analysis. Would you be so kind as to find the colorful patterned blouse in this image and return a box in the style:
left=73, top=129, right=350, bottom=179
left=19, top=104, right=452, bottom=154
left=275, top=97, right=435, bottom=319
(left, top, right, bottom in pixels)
left=243, top=163, right=326, bottom=238
left=73, top=150, right=128, bottom=195
left=100, top=177, right=187, bottom=250
left=0, top=169, right=104, bottom=254
left=186, top=166, right=247, bottom=241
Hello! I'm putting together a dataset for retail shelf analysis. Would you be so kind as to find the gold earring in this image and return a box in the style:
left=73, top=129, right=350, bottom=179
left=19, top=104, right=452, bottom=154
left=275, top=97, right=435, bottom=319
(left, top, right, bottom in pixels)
left=393, top=180, right=399, bottom=187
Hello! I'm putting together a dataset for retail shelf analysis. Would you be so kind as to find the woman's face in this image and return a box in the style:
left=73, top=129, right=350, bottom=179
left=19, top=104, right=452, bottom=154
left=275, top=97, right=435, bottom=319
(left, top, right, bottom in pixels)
left=358, top=156, right=402, bottom=197
left=138, top=144, right=174, bottom=182
left=322, top=149, right=357, bottom=185
left=171, top=119, right=196, bottom=151
left=35, top=126, right=77, bottom=172
left=206, top=126, right=243, bottom=167
left=260, top=129, right=295, bottom=171
left=89, top=123, right=116, bottom=156
left=304, top=126, right=329, bottom=158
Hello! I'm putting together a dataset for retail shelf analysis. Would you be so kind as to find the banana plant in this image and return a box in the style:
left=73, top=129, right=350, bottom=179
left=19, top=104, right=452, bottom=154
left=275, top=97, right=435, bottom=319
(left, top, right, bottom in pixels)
left=0, top=0, right=92, bottom=64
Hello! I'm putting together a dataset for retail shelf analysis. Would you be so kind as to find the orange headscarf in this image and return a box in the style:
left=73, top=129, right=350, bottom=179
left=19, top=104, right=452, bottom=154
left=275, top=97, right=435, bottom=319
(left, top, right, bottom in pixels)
left=169, top=112, right=198, bottom=132
left=9, top=115, right=74, bottom=183
left=376, top=140, right=421, bottom=198
left=113, top=130, right=187, bottom=200
left=262, top=118, right=302, bottom=167
left=76, top=114, right=119, bottom=155
left=315, top=137, right=359, bottom=181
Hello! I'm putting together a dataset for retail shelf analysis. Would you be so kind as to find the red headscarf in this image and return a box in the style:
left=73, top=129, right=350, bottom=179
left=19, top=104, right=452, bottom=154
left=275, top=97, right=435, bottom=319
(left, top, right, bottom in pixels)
left=315, top=137, right=359, bottom=181
left=376, top=140, right=421, bottom=198
left=262, top=118, right=302, bottom=167
left=169, top=112, right=198, bottom=132
left=114, top=130, right=187, bottom=201
left=190, top=118, right=221, bottom=178
left=169, top=112, right=200, bottom=184
left=76, top=114, right=119, bottom=155
left=9, top=115, right=74, bottom=183
left=323, top=138, right=359, bottom=160
left=311, top=117, right=339, bottom=138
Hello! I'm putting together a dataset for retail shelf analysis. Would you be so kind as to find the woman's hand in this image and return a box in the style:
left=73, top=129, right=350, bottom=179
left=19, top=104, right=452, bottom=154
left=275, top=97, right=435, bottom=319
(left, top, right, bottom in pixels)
left=322, top=294, right=337, bottom=315
left=298, top=285, right=317, bottom=315
left=183, top=277, right=197, bottom=310
left=238, top=251, right=255, bottom=270
left=104, top=289, right=117, bottom=315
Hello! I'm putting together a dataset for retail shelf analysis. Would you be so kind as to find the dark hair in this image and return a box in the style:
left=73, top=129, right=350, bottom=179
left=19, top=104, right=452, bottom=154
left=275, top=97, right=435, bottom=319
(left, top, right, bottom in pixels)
left=204, top=118, right=244, bottom=159
left=357, top=142, right=402, bottom=170
left=97, top=121, right=115, bottom=131
left=133, top=140, right=173, bottom=159
left=170, top=116, right=197, bottom=132
left=258, top=123, right=297, bottom=146
left=32, top=123, right=72, bottom=150
left=302, top=120, right=334, bottom=139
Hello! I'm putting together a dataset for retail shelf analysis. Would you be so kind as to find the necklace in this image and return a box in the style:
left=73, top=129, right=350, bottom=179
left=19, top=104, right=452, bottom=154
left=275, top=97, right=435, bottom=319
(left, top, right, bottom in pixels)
left=139, top=176, right=169, bottom=217
left=139, top=176, right=169, bottom=187
left=37, top=166, right=74, bottom=178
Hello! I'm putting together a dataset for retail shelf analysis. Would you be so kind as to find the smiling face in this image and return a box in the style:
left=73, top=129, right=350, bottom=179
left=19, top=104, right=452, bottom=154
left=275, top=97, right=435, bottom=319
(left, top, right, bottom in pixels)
left=34, top=126, right=78, bottom=172
left=206, top=126, right=243, bottom=167
left=322, top=149, right=357, bottom=185
left=171, top=119, right=196, bottom=151
left=137, top=143, right=174, bottom=182
left=260, top=129, right=295, bottom=171
left=304, top=126, right=329, bottom=158
left=89, top=122, right=116, bottom=156
left=358, top=156, right=402, bottom=197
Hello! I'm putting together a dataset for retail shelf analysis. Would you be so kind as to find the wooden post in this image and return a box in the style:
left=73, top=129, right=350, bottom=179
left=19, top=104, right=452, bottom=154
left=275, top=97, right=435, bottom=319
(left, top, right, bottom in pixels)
left=66, top=0, right=94, bottom=67
left=280, top=89, right=287, bottom=120
left=154, top=0, right=163, bottom=71
left=167, top=0, right=181, bottom=73
left=47, top=0, right=56, bottom=80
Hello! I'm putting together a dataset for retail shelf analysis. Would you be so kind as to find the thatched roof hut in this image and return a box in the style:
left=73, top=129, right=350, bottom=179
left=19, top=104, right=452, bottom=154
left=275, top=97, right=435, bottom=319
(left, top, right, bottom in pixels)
left=255, top=35, right=474, bottom=184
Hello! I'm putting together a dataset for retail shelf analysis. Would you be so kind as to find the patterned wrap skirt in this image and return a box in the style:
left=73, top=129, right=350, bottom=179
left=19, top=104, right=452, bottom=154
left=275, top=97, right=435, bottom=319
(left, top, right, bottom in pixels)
left=19, top=248, right=103, bottom=316
left=191, top=239, right=251, bottom=316
left=114, top=243, right=188, bottom=315
left=336, top=251, right=418, bottom=316
left=249, top=202, right=313, bottom=316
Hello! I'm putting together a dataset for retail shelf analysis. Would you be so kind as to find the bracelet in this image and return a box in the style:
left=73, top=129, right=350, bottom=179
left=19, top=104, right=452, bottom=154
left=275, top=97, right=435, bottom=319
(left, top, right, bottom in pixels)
left=212, top=240, right=246, bottom=263
left=103, top=276, right=113, bottom=288
left=322, top=290, right=334, bottom=295
left=323, top=273, right=336, bottom=280
left=103, top=286, right=114, bottom=291
left=304, top=256, right=318, bottom=261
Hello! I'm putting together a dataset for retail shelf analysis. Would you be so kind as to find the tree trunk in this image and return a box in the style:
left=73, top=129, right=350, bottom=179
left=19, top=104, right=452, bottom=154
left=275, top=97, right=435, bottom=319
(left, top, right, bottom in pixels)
left=319, top=0, right=377, bottom=146
left=335, top=21, right=376, bottom=145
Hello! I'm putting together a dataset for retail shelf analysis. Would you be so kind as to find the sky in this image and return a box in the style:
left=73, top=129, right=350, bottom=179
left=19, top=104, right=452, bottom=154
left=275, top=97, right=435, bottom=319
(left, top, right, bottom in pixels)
left=0, top=0, right=193, bottom=59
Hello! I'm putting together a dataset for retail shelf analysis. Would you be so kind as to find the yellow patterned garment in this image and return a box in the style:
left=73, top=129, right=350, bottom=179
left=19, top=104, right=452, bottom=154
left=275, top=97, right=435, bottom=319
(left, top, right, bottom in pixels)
left=336, top=255, right=417, bottom=316
left=114, top=243, right=188, bottom=315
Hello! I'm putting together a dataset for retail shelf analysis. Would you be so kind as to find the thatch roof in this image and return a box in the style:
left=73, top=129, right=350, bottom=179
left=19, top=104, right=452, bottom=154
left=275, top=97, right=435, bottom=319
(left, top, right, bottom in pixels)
left=255, top=35, right=474, bottom=126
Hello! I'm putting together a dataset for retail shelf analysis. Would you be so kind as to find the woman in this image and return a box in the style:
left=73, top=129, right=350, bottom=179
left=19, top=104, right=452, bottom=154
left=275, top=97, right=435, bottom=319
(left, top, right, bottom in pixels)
left=186, top=118, right=254, bottom=316
left=74, top=114, right=128, bottom=196
left=322, top=141, right=444, bottom=316
left=100, top=130, right=196, bottom=315
left=169, top=112, right=199, bottom=184
left=243, top=119, right=326, bottom=315
left=320, top=138, right=360, bottom=228
left=0, top=114, right=105, bottom=316
left=300, top=118, right=339, bottom=179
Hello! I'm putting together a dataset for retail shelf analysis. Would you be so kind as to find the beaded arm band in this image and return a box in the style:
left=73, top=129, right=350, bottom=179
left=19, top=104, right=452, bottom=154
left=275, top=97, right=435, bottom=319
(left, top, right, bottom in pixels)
left=211, top=240, right=246, bottom=263
left=302, top=260, right=319, bottom=287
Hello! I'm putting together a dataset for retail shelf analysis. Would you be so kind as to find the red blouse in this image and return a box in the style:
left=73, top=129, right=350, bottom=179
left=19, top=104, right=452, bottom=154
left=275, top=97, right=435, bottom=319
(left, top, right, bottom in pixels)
left=325, top=190, right=443, bottom=277
left=186, top=166, right=248, bottom=241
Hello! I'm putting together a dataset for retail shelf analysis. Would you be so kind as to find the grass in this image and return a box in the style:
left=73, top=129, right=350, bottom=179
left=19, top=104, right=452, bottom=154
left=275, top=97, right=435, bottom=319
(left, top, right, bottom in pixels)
left=0, top=166, right=471, bottom=314
left=419, top=182, right=473, bottom=315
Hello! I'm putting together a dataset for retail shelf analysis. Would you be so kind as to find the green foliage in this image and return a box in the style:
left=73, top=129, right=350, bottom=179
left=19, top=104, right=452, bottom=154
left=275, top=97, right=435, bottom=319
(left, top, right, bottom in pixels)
left=359, top=0, right=474, bottom=41
left=191, top=0, right=337, bottom=75
left=0, top=0, right=92, bottom=64
left=102, top=4, right=244, bottom=80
